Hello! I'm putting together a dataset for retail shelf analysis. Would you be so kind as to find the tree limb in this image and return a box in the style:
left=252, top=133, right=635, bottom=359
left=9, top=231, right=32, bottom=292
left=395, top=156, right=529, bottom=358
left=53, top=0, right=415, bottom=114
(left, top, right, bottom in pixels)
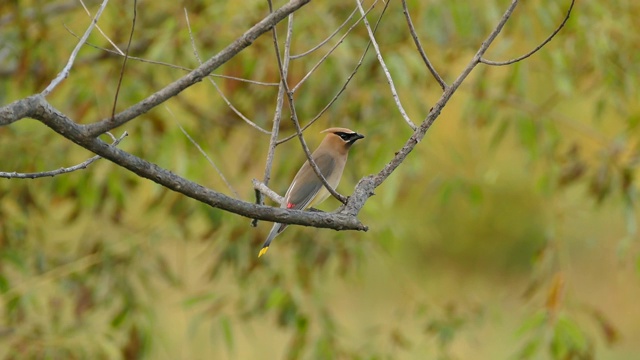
left=270, top=12, right=349, bottom=205
left=11, top=94, right=366, bottom=231
left=0, top=0, right=572, bottom=238
left=344, top=0, right=522, bottom=216
left=82, top=0, right=311, bottom=138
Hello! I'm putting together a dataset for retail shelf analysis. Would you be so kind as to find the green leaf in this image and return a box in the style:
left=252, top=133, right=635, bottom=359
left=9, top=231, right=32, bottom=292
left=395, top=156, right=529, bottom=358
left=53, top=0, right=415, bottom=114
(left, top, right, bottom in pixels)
left=220, top=316, right=234, bottom=351
left=516, top=311, right=547, bottom=337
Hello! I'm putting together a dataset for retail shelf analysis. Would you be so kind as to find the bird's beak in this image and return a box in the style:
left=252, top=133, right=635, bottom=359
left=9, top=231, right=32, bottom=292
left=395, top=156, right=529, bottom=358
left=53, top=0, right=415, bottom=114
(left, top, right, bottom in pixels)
left=354, top=133, right=365, bottom=140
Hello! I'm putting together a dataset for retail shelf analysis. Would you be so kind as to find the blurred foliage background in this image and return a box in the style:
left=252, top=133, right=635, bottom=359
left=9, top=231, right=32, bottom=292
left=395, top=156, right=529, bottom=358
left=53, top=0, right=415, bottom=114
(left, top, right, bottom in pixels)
left=1, top=0, right=639, bottom=359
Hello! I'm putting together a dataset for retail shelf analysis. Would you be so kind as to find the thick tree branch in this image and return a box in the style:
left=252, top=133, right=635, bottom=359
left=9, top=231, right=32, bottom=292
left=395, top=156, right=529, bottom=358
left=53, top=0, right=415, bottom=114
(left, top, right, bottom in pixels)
left=11, top=94, right=366, bottom=231
left=82, top=0, right=311, bottom=138
left=0, top=97, right=34, bottom=126
left=0, top=0, right=571, bottom=237
left=0, top=0, right=368, bottom=232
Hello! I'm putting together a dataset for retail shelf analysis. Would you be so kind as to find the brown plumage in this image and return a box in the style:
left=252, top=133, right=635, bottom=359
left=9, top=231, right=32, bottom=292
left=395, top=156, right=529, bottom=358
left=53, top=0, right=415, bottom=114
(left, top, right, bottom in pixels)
left=258, top=127, right=365, bottom=257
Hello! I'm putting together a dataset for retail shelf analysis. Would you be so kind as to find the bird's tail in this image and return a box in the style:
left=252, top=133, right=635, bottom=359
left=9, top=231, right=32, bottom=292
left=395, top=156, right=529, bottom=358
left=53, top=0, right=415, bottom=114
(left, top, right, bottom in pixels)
left=259, top=223, right=286, bottom=257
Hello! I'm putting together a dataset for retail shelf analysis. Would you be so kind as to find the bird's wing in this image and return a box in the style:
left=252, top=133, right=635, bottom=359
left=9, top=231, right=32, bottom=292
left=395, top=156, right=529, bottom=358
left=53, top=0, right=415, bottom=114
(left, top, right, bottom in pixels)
left=285, top=153, right=336, bottom=210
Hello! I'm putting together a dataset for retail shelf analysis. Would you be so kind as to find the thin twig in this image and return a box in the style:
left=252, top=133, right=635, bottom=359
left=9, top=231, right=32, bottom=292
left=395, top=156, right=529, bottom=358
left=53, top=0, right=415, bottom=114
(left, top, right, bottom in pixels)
left=110, top=0, right=137, bottom=118
left=480, top=0, right=575, bottom=66
left=184, top=9, right=271, bottom=134
left=65, top=29, right=278, bottom=86
left=291, top=0, right=378, bottom=93
left=209, top=81, right=271, bottom=134
left=252, top=179, right=284, bottom=205
left=286, top=94, right=348, bottom=204
left=41, top=0, right=110, bottom=96
left=270, top=8, right=348, bottom=205
left=356, top=0, right=417, bottom=131
left=182, top=10, right=243, bottom=196
left=289, top=6, right=359, bottom=59
left=181, top=10, right=244, bottom=197
left=17, top=95, right=365, bottom=230
left=401, top=0, right=447, bottom=90
left=253, top=2, right=295, bottom=226
left=78, top=0, right=124, bottom=55
left=0, top=132, right=127, bottom=179
left=83, top=0, right=311, bottom=138
left=276, top=0, right=389, bottom=146
left=166, top=106, right=240, bottom=198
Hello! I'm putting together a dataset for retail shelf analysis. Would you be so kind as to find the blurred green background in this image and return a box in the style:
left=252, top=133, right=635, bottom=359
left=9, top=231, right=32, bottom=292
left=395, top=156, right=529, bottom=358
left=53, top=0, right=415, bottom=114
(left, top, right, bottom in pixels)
left=1, top=0, right=639, bottom=359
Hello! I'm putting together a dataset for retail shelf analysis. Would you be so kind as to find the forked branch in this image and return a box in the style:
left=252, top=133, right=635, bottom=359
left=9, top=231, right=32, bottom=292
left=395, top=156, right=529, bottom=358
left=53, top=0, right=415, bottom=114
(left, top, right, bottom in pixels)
left=0, top=0, right=572, bottom=234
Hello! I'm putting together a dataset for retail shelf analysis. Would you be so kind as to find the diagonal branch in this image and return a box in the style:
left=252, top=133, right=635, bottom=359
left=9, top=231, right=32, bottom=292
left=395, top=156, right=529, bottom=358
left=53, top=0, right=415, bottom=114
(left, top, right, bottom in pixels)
left=0, top=0, right=570, bottom=237
left=344, top=0, right=522, bottom=216
left=289, top=6, right=359, bottom=59
left=183, top=8, right=271, bottom=135
left=41, top=0, right=110, bottom=96
left=83, top=0, right=311, bottom=138
left=165, top=105, right=240, bottom=198
left=252, top=179, right=284, bottom=205
left=110, top=0, right=137, bottom=118
left=356, top=0, right=417, bottom=131
left=290, top=0, right=378, bottom=93
left=401, top=0, right=447, bottom=90
left=65, top=30, right=279, bottom=86
left=15, top=94, right=365, bottom=231
left=253, top=1, right=295, bottom=226
left=480, top=0, right=575, bottom=66
left=78, top=0, right=124, bottom=55
left=276, top=0, right=389, bottom=146
left=270, top=14, right=348, bottom=205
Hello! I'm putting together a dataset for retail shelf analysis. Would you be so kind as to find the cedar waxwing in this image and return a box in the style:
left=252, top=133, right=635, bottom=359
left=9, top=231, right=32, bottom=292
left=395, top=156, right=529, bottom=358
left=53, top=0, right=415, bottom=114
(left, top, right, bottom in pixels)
left=259, top=127, right=365, bottom=257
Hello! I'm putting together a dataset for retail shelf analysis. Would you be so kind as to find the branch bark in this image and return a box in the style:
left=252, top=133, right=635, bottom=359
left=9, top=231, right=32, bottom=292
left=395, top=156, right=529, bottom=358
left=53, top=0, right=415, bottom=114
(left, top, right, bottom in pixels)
left=8, top=94, right=366, bottom=231
left=1, top=0, right=369, bottom=231
left=0, top=0, right=572, bottom=236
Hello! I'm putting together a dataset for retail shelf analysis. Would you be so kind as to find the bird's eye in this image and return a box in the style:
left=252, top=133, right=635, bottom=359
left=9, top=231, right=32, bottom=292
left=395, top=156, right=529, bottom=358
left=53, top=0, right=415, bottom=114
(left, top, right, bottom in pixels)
left=337, top=133, right=350, bottom=140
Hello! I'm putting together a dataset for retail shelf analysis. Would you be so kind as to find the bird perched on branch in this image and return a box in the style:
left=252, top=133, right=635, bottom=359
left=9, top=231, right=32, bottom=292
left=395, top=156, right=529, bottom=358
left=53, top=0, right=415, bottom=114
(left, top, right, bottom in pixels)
left=259, top=127, right=365, bottom=257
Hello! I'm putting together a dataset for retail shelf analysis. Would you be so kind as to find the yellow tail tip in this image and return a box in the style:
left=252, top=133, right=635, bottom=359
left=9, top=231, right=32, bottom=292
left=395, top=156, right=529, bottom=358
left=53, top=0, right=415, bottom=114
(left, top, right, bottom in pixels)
left=258, top=247, right=269, bottom=258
